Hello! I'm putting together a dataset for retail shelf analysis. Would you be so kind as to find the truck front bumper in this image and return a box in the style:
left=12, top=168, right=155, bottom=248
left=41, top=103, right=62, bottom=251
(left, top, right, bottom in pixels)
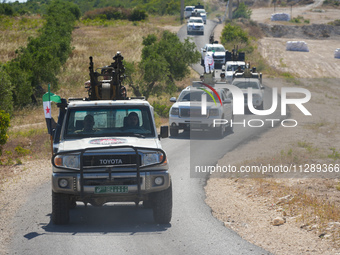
left=52, top=170, right=170, bottom=195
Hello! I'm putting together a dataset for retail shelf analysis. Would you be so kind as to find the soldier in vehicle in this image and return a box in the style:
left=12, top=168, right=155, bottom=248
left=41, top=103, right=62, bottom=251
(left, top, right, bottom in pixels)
left=76, top=114, right=96, bottom=134
left=220, top=72, right=226, bottom=82
left=125, top=112, right=140, bottom=128
left=120, top=86, right=127, bottom=99
left=235, top=65, right=244, bottom=74
left=232, top=65, right=244, bottom=80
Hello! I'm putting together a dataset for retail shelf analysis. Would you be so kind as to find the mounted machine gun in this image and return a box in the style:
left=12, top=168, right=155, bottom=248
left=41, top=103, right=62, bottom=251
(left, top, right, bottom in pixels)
left=87, top=52, right=128, bottom=100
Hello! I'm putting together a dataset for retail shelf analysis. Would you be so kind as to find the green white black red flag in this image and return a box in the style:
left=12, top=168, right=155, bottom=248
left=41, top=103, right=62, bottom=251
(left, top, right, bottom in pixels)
left=42, top=84, right=61, bottom=134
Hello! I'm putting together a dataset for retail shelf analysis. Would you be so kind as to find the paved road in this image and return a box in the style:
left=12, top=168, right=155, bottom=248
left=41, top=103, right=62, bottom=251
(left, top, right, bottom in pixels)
left=8, top=20, right=279, bottom=255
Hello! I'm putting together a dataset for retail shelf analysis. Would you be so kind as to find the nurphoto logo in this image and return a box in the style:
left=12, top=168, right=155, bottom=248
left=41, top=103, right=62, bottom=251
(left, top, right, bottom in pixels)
left=200, top=82, right=312, bottom=128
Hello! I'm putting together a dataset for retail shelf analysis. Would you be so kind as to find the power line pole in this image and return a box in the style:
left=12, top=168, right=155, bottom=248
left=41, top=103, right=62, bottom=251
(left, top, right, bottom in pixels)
left=180, top=0, right=184, bottom=24
left=228, top=0, right=233, bottom=20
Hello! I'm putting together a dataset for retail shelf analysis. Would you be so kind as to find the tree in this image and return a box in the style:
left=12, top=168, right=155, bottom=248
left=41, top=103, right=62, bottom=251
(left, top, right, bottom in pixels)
left=129, top=31, right=200, bottom=99
left=0, top=3, right=14, bottom=16
left=6, top=0, right=80, bottom=106
left=233, top=2, right=252, bottom=19
left=221, top=23, right=249, bottom=45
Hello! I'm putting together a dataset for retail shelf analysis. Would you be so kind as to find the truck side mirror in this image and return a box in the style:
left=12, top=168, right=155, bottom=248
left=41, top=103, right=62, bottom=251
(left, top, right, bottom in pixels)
left=170, top=97, right=177, bottom=103
left=159, top=126, right=169, bottom=139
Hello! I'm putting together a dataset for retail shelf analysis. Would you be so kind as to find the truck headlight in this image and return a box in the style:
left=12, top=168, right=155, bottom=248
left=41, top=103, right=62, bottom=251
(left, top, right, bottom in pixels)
left=54, top=154, right=80, bottom=170
left=142, top=152, right=166, bottom=166
left=170, top=107, right=179, bottom=116
left=154, top=176, right=164, bottom=185
left=209, top=108, right=219, bottom=116
left=58, top=178, right=69, bottom=188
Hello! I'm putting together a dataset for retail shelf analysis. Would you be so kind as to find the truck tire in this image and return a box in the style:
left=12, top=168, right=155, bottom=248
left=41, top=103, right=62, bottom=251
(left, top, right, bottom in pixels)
left=52, top=191, right=70, bottom=225
left=258, top=102, right=264, bottom=110
left=143, top=199, right=153, bottom=209
left=226, top=115, right=234, bottom=133
left=213, top=115, right=225, bottom=138
left=201, top=58, right=204, bottom=66
left=152, top=182, right=172, bottom=224
left=214, top=124, right=224, bottom=138
left=170, top=127, right=178, bottom=137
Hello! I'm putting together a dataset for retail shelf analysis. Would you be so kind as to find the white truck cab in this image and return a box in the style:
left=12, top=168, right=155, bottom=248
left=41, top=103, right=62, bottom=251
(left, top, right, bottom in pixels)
left=51, top=53, right=172, bottom=225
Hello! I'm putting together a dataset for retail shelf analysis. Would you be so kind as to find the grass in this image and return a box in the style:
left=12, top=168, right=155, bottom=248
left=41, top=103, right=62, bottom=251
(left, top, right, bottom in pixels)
left=0, top=15, right=44, bottom=63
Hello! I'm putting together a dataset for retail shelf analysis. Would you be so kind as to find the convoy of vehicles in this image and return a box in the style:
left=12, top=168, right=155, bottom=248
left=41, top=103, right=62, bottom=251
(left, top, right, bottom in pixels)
left=49, top=6, right=265, bottom=226
left=192, top=8, right=207, bottom=24
left=51, top=53, right=172, bottom=225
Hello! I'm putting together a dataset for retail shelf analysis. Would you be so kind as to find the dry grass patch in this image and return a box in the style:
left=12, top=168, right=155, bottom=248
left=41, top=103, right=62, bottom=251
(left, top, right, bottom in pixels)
left=251, top=178, right=340, bottom=247
left=0, top=15, right=43, bottom=63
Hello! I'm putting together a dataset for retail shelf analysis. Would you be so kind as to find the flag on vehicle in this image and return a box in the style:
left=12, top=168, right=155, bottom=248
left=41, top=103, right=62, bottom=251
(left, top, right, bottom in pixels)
left=42, top=84, right=61, bottom=134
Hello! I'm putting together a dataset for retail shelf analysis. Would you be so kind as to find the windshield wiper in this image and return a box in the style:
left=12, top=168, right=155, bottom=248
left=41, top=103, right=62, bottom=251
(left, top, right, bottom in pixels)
left=123, top=133, right=146, bottom=138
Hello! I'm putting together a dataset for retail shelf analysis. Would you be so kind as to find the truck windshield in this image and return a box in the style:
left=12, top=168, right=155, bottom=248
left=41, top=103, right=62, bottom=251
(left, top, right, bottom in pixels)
left=178, top=90, right=219, bottom=102
left=189, top=18, right=203, bottom=24
left=207, top=46, right=225, bottom=52
left=232, top=81, right=260, bottom=89
left=64, top=106, right=155, bottom=138
left=227, top=64, right=246, bottom=71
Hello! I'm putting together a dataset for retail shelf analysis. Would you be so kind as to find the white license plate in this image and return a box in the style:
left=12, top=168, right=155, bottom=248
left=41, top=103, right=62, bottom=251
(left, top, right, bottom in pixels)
left=94, top=186, right=128, bottom=194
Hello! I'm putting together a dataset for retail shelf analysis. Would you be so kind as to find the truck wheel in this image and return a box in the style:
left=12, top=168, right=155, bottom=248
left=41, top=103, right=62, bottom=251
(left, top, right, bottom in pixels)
left=170, top=127, right=178, bottom=137
left=213, top=115, right=225, bottom=138
left=70, top=198, right=77, bottom=209
left=214, top=124, right=224, bottom=138
left=52, top=191, right=70, bottom=225
left=152, top=182, right=172, bottom=224
left=143, top=199, right=153, bottom=209
left=226, top=115, right=234, bottom=133
left=258, top=102, right=264, bottom=110
left=201, top=58, right=204, bottom=66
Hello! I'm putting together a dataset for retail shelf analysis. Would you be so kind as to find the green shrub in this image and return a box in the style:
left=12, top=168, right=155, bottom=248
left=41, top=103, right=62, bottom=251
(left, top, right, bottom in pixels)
left=0, top=110, right=10, bottom=157
left=152, top=102, right=171, bottom=117
left=221, top=23, right=249, bottom=44
left=0, top=66, right=13, bottom=115
left=233, top=2, right=252, bottom=19
left=15, top=146, right=31, bottom=156
left=328, top=19, right=340, bottom=26
left=5, top=0, right=80, bottom=107
left=83, top=7, right=130, bottom=20
left=0, top=3, right=14, bottom=16
left=130, top=9, right=148, bottom=21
